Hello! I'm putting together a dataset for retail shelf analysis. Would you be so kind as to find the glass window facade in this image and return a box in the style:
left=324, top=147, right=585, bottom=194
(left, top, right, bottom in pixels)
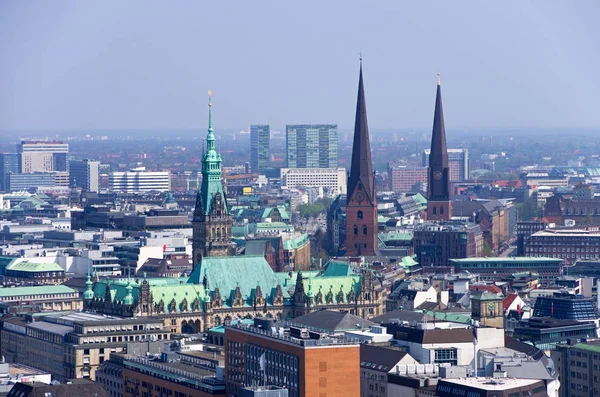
left=250, top=125, right=270, bottom=173
left=286, top=124, right=337, bottom=168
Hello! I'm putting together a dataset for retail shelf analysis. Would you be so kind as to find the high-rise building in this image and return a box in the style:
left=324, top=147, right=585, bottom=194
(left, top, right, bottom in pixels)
left=552, top=341, right=600, bottom=397
left=8, top=172, right=69, bottom=191
left=17, top=140, right=69, bottom=173
left=191, top=92, right=233, bottom=265
left=0, top=153, right=19, bottom=192
left=250, top=124, right=270, bottom=174
left=422, top=148, right=469, bottom=181
left=109, top=168, right=170, bottom=193
left=286, top=124, right=337, bottom=168
left=426, top=75, right=452, bottom=221
left=345, top=62, right=377, bottom=256
left=69, top=159, right=100, bottom=192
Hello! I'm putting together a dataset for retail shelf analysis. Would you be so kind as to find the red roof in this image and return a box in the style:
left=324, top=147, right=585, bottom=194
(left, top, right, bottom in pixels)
left=493, top=180, right=523, bottom=188
left=503, top=293, right=519, bottom=311
left=470, top=285, right=502, bottom=294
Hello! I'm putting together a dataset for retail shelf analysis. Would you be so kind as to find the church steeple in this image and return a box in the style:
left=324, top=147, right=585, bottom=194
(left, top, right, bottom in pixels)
left=347, top=59, right=375, bottom=205
left=192, top=90, right=233, bottom=266
left=426, top=73, right=452, bottom=220
left=345, top=58, right=378, bottom=257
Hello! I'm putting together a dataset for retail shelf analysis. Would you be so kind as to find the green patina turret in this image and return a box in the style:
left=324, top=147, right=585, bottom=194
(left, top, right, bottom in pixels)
left=123, top=272, right=134, bottom=306
left=83, top=274, right=94, bottom=300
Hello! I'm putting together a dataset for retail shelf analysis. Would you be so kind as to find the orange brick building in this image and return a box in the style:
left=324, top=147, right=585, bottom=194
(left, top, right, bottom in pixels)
left=225, top=321, right=360, bottom=397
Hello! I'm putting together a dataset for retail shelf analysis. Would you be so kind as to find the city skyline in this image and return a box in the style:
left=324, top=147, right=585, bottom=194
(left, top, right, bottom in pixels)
left=1, top=1, right=600, bottom=132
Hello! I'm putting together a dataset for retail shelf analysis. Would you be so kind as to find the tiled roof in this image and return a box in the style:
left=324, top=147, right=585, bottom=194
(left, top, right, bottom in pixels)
left=503, top=293, right=519, bottom=311
left=469, top=284, right=502, bottom=294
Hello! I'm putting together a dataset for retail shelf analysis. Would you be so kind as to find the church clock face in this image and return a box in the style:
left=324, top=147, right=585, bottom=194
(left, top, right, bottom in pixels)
left=487, top=302, right=495, bottom=312
left=356, top=192, right=365, bottom=202
left=434, top=171, right=443, bottom=180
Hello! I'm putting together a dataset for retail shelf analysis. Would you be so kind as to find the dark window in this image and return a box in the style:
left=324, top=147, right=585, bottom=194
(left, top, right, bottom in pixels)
left=363, top=226, right=367, bottom=235
left=357, top=210, right=363, bottom=219
left=354, top=226, right=358, bottom=235
left=433, top=207, right=437, bottom=215
left=440, top=206, right=444, bottom=215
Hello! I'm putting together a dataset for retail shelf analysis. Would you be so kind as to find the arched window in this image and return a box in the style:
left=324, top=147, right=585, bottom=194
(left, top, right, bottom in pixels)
left=433, top=207, right=437, bottom=215
left=211, top=228, right=215, bottom=239
left=217, top=228, right=221, bottom=238
left=357, top=210, right=363, bottom=219
left=354, top=225, right=358, bottom=235
left=221, top=227, right=226, bottom=239
left=363, top=226, right=367, bottom=235
left=440, top=206, right=444, bottom=215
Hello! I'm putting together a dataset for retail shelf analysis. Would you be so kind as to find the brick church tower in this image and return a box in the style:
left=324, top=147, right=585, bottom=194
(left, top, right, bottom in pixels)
left=192, top=91, right=233, bottom=267
left=426, top=74, right=452, bottom=221
left=345, top=61, right=378, bottom=256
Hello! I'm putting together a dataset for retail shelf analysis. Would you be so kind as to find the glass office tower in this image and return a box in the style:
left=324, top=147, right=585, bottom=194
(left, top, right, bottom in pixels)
left=250, top=125, right=270, bottom=174
left=286, top=124, right=337, bottom=168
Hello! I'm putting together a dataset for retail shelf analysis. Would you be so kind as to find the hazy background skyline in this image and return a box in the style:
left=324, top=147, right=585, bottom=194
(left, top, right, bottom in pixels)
left=1, top=1, right=599, bottom=132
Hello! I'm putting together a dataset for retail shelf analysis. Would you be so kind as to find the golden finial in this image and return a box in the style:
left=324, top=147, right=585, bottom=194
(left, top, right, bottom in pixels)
left=437, top=73, right=441, bottom=86
left=208, top=89, right=212, bottom=107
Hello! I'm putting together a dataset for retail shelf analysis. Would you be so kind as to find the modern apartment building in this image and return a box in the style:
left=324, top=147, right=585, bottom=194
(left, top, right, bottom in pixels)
left=225, top=318, right=360, bottom=397
left=17, top=140, right=69, bottom=173
left=422, top=148, right=469, bottom=181
left=70, top=159, right=100, bottom=192
left=449, top=257, right=563, bottom=283
left=109, top=167, right=170, bottom=192
left=286, top=124, right=337, bottom=168
left=280, top=167, right=346, bottom=194
left=250, top=125, right=270, bottom=174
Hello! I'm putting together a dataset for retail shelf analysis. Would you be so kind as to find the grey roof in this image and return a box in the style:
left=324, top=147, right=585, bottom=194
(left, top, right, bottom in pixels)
left=245, top=240, right=269, bottom=256
left=27, top=321, right=73, bottom=335
left=289, top=310, right=375, bottom=332
left=370, top=309, right=433, bottom=325
left=360, top=344, right=408, bottom=372
left=7, top=379, right=110, bottom=397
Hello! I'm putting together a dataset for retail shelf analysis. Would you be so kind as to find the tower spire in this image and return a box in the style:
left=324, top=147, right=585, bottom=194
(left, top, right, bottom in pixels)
left=207, top=90, right=215, bottom=151
left=347, top=58, right=374, bottom=204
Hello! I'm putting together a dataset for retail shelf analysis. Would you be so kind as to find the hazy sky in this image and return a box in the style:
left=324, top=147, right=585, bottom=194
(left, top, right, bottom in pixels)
left=1, top=1, right=599, bottom=132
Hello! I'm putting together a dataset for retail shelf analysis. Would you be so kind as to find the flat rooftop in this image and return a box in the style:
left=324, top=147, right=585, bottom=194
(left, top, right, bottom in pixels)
left=441, top=377, right=541, bottom=390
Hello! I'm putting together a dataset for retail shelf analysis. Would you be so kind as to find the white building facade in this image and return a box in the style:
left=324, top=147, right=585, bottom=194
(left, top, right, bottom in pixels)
left=280, top=167, right=346, bottom=194
left=109, top=167, right=170, bottom=192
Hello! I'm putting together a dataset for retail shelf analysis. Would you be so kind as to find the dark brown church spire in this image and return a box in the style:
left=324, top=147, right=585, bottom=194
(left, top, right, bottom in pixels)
left=347, top=60, right=375, bottom=205
left=426, top=73, right=452, bottom=220
left=345, top=59, right=378, bottom=256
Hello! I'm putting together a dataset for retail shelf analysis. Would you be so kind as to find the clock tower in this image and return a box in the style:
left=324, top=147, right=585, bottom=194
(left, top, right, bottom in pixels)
left=426, top=74, right=452, bottom=221
left=192, top=91, right=233, bottom=268
left=345, top=60, right=377, bottom=257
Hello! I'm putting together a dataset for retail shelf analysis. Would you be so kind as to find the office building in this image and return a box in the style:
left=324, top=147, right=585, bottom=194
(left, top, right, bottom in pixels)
left=280, top=167, right=346, bottom=194
left=250, top=124, right=270, bottom=174
left=7, top=171, right=69, bottom=191
left=449, top=257, right=563, bottom=283
left=532, top=292, right=600, bottom=327
left=17, top=140, right=69, bottom=173
left=346, top=63, right=377, bottom=256
left=414, top=221, right=483, bottom=267
left=525, top=228, right=600, bottom=264
left=70, top=159, right=100, bottom=192
left=426, top=75, right=452, bottom=221
left=388, top=165, right=428, bottom=193
left=517, top=220, right=548, bottom=255
left=109, top=167, right=170, bottom=192
left=0, top=153, right=19, bottom=191
left=6, top=379, right=110, bottom=397
left=422, top=148, right=469, bottom=181
left=0, top=312, right=169, bottom=381
left=0, top=285, right=81, bottom=311
left=225, top=318, right=360, bottom=397
left=552, top=341, right=600, bottom=397
left=285, top=124, right=337, bottom=168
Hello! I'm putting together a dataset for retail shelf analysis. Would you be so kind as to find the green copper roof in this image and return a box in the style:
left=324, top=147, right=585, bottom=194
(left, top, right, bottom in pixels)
left=0, top=285, right=75, bottom=298
left=303, top=275, right=362, bottom=304
left=423, top=310, right=471, bottom=324
left=568, top=343, right=600, bottom=353
left=282, top=233, right=309, bottom=250
left=188, top=256, right=281, bottom=303
left=6, top=261, right=64, bottom=273
left=322, top=260, right=355, bottom=277
left=398, top=256, right=418, bottom=268
left=261, top=206, right=290, bottom=221
left=0, top=257, right=17, bottom=274
left=378, top=231, right=414, bottom=242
